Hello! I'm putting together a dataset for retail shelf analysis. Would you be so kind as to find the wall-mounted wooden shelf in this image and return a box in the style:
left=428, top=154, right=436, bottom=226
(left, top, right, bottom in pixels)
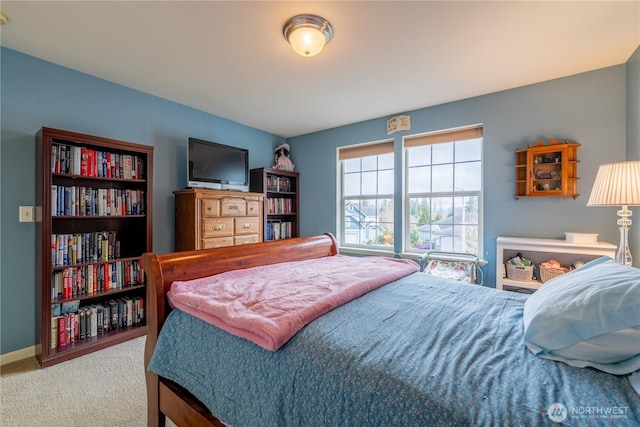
left=515, top=139, right=580, bottom=200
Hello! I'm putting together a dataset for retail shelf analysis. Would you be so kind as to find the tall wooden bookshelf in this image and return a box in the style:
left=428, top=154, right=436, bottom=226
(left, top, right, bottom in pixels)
left=36, top=127, right=153, bottom=367
left=250, top=168, right=299, bottom=241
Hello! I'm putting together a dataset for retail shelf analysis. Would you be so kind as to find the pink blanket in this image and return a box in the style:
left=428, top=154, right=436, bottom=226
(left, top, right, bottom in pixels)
left=168, top=254, right=419, bottom=351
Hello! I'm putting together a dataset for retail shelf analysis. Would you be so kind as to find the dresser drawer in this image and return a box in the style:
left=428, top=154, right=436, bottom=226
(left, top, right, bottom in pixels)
left=201, top=217, right=234, bottom=238
left=235, top=217, right=260, bottom=235
left=234, top=234, right=260, bottom=245
left=246, top=200, right=260, bottom=216
left=201, top=199, right=220, bottom=217
left=201, top=236, right=234, bottom=249
left=221, top=198, right=246, bottom=217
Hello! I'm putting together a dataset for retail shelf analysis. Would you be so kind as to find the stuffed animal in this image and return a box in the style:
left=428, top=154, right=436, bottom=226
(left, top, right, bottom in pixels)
left=273, top=143, right=295, bottom=171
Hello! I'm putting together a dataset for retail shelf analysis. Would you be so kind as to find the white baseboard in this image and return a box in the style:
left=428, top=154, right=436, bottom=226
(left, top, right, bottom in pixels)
left=1, top=345, right=39, bottom=366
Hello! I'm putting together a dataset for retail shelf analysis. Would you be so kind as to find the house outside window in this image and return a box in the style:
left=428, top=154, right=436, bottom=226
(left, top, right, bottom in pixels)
left=338, top=140, right=394, bottom=249
left=404, top=126, right=483, bottom=256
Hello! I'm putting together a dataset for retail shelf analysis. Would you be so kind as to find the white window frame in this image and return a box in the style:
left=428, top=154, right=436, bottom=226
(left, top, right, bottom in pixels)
left=337, top=139, right=395, bottom=254
left=402, top=125, right=484, bottom=257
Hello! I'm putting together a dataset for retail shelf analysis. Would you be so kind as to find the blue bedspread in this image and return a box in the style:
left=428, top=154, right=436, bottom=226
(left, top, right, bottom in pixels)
left=149, top=272, right=640, bottom=426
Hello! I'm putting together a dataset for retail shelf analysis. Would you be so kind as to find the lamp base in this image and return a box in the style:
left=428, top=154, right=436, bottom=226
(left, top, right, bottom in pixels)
left=615, top=205, right=633, bottom=266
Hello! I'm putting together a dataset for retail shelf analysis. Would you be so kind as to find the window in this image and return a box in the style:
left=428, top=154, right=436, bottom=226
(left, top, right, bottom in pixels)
left=338, top=140, right=394, bottom=249
left=404, top=126, right=483, bottom=255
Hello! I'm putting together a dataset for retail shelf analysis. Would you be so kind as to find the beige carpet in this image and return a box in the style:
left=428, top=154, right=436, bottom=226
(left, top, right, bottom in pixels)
left=0, top=336, right=175, bottom=427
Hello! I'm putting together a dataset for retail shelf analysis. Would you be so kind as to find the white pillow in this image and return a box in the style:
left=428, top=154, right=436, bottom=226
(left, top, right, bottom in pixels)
left=523, top=257, right=640, bottom=375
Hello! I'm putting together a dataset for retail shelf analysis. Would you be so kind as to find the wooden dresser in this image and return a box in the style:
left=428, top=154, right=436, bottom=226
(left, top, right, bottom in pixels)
left=174, top=189, right=263, bottom=251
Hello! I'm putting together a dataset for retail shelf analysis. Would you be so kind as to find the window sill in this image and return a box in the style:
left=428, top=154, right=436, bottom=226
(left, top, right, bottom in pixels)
left=338, top=247, right=423, bottom=263
left=339, top=246, right=396, bottom=258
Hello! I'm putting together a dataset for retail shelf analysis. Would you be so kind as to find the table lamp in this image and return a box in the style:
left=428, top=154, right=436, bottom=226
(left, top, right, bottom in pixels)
left=587, top=160, right=640, bottom=266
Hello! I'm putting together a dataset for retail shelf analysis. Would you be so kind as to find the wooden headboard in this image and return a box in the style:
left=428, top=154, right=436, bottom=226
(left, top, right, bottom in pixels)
left=141, top=233, right=338, bottom=426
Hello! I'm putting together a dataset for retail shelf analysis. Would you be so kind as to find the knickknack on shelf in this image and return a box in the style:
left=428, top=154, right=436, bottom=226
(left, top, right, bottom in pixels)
left=515, top=139, right=580, bottom=200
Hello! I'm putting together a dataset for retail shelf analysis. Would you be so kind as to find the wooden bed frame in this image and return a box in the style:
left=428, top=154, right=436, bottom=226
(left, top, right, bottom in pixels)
left=141, top=233, right=339, bottom=427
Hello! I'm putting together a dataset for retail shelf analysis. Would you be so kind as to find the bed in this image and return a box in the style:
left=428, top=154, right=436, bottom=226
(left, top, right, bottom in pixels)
left=142, top=233, right=640, bottom=426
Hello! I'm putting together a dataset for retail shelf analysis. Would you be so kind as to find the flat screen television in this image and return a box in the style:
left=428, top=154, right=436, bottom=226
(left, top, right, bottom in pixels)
left=187, top=137, right=249, bottom=192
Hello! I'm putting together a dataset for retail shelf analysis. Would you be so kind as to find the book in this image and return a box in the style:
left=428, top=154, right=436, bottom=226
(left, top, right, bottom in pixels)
left=114, top=153, right=120, bottom=178
left=90, top=306, right=98, bottom=337
left=51, top=144, right=59, bottom=173
left=110, top=152, right=116, bottom=178
left=80, top=147, right=88, bottom=176
left=71, top=145, right=82, bottom=175
left=123, top=155, right=132, bottom=179
left=102, top=303, right=110, bottom=332
left=51, top=317, right=59, bottom=349
left=106, top=152, right=111, bottom=178
left=68, top=314, right=75, bottom=344
left=96, top=304, right=104, bottom=334
left=59, top=145, right=67, bottom=174
left=51, top=303, right=61, bottom=317
left=117, top=299, right=126, bottom=328
left=109, top=300, right=118, bottom=330
left=73, top=313, right=80, bottom=341
left=86, top=264, right=92, bottom=292
left=51, top=186, right=57, bottom=216
left=61, top=299, right=79, bottom=314
left=88, top=149, right=94, bottom=177
left=79, top=310, right=85, bottom=340
left=125, top=297, right=133, bottom=326
left=58, top=316, right=67, bottom=348
left=101, top=235, right=109, bottom=262
left=137, top=296, right=144, bottom=325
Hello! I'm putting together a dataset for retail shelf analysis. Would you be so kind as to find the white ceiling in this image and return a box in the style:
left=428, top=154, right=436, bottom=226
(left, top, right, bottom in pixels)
left=1, top=1, right=638, bottom=138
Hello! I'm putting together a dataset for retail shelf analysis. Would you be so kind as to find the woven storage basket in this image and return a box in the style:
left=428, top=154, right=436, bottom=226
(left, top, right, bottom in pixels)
left=506, top=264, right=533, bottom=281
left=540, top=266, right=568, bottom=283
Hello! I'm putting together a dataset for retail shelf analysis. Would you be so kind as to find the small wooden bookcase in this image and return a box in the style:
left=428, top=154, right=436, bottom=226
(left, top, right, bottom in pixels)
left=250, top=168, right=299, bottom=241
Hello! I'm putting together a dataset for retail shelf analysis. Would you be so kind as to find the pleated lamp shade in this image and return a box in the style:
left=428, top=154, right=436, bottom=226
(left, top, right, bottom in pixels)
left=587, top=161, right=640, bottom=207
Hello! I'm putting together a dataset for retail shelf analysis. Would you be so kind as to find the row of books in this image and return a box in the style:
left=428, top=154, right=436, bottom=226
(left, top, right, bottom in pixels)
left=266, top=221, right=294, bottom=241
left=52, top=143, right=144, bottom=180
left=266, top=197, right=295, bottom=214
left=52, top=260, right=143, bottom=301
left=266, top=175, right=293, bottom=192
left=52, top=185, right=145, bottom=216
left=52, top=231, right=119, bottom=267
left=50, top=297, right=145, bottom=349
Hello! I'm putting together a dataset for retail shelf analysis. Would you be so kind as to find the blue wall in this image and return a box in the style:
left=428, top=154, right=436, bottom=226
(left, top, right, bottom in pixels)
left=1, top=45, right=638, bottom=356
left=628, top=47, right=640, bottom=160
left=0, top=47, right=284, bottom=354
left=289, top=64, right=634, bottom=287
left=627, top=47, right=640, bottom=266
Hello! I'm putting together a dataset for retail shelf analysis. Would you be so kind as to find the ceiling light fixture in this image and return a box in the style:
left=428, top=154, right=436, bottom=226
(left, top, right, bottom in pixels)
left=283, top=14, right=333, bottom=58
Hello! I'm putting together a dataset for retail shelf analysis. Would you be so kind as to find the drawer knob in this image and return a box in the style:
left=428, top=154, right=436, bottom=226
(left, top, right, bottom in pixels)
left=213, top=224, right=225, bottom=231
left=243, top=223, right=252, bottom=229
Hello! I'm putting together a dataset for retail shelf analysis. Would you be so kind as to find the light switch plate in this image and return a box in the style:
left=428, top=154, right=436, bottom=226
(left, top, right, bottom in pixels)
left=19, top=206, right=34, bottom=222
